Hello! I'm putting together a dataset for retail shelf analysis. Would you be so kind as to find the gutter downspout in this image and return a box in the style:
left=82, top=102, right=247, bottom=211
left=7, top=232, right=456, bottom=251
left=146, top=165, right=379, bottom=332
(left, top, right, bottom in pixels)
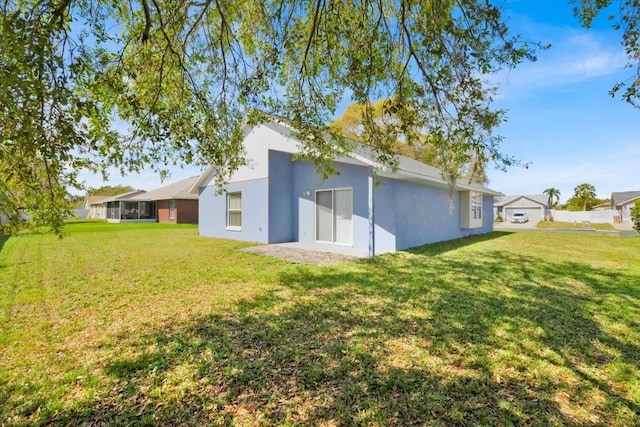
left=368, top=166, right=375, bottom=257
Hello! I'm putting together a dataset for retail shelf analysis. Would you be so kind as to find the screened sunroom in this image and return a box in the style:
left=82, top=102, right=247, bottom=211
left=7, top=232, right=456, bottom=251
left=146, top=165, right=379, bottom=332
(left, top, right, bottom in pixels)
left=100, top=190, right=156, bottom=223
left=105, top=200, right=156, bottom=222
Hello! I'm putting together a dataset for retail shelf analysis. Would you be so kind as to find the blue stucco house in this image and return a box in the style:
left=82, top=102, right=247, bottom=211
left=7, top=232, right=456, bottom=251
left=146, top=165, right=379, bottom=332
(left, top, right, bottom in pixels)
left=190, top=119, right=501, bottom=256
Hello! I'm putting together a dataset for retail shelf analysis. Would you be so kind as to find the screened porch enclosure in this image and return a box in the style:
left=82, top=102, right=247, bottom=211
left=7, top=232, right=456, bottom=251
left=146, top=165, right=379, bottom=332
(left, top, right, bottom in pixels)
left=105, top=201, right=157, bottom=221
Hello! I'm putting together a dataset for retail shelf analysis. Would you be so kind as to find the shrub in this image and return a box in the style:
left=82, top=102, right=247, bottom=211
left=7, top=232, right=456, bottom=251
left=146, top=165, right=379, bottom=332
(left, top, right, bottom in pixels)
left=631, top=200, right=640, bottom=232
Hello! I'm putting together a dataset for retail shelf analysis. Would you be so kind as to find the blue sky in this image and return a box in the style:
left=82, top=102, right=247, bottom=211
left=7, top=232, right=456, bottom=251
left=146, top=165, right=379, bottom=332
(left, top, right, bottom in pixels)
left=78, top=0, right=639, bottom=203
left=486, top=0, right=639, bottom=202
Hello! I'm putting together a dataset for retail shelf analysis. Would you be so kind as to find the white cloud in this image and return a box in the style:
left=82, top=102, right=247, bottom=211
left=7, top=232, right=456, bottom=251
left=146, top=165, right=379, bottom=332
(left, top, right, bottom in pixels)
left=493, top=29, right=627, bottom=99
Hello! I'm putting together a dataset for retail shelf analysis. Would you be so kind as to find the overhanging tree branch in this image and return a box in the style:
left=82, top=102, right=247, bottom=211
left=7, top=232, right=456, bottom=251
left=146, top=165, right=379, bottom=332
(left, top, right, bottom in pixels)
left=1, top=0, right=544, bottom=234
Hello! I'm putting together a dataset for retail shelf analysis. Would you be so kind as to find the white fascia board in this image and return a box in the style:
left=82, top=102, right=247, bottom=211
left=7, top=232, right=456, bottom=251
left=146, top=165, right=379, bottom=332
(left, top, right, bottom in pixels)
left=189, top=165, right=218, bottom=194
left=504, top=195, right=546, bottom=206
left=390, top=169, right=449, bottom=186
left=347, top=152, right=383, bottom=169
left=382, top=168, right=502, bottom=196
left=338, top=152, right=388, bottom=172
left=619, top=195, right=640, bottom=206
left=456, top=183, right=503, bottom=197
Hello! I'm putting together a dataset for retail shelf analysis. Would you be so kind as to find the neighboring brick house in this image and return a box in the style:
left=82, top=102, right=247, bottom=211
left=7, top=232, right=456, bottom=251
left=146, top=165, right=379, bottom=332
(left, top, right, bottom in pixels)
left=128, top=176, right=199, bottom=224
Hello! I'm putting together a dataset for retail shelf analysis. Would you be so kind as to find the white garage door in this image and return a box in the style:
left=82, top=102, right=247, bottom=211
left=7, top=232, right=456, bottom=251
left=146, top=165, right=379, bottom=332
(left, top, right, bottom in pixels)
left=505, top=207, right=543, bottom=221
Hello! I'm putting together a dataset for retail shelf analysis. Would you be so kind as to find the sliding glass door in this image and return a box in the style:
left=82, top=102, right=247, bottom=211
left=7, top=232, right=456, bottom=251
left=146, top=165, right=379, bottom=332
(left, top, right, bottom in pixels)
left=315, top=189, right=352, bottom=245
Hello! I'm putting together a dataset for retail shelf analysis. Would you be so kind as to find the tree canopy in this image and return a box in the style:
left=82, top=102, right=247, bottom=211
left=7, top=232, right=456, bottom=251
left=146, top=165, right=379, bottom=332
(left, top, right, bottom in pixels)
left=563, top=183, right=598, bottom=211
left=1, top=0, right=543, bottom=233
left=87, top=185, right=136, bottom=196
left=630, top=199, right=640, bottom=231
left=543, top=187, right=561, bottom=208
left=572, top=0, right=640, bottom=108
left=330, top=100, right=489, bottom=184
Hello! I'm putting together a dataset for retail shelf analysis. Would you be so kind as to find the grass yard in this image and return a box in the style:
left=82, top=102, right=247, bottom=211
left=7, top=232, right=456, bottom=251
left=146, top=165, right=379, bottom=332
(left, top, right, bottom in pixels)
left=1, top=222, right=639, bottom=425
left=537, top=221, right=617, bottom=231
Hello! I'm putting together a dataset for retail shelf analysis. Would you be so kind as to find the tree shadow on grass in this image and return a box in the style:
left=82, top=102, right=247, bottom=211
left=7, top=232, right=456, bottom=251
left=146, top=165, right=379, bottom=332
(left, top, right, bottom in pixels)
left=42, top=237, right=640, bottom=425
left=401, top=230, right=515, bottom=257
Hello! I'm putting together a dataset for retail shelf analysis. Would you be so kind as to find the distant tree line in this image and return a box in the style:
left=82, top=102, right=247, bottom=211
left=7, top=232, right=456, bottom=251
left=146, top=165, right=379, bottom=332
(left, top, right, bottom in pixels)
left=64, top=185, right=136, bottom=209
left=555, top=183, right=608, bottom=211
left=87, top=186, right=136, bottom=197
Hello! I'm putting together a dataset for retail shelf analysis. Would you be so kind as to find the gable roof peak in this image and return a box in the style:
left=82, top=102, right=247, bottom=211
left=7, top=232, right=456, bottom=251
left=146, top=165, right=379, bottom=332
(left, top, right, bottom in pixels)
left=611, top=190, right=640, bottom=207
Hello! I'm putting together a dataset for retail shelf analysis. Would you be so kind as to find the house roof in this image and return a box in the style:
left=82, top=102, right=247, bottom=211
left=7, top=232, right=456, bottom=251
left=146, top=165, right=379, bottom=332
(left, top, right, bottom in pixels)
left=191, top=118, right=502, bottom=197
left=494, top=194, right=549, bottom=207
left=611, top=191, right=640, bottom=207
left=592, top=201, right=612, bottom=211
left=101, top=190, right=147, bottom=203
left=84, top=195, right=111, bottom=206
left=129, top=176, right=200, bottom=201
left=349, top=144, right=501, bottom=195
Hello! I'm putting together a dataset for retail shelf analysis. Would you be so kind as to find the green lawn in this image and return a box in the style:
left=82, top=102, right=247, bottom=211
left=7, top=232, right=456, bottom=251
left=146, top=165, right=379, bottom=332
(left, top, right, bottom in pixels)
left=1, top=222, right=639, bottom=425
left=537, top=221, right=618, bottom=231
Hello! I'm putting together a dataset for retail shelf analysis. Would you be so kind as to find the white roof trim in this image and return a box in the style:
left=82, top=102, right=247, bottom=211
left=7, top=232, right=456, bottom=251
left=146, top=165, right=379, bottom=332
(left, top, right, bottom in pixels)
left=189, top=166, right=217, bottom=194
left=346, top=152, right=384, bottom=170
left=379, top=168, right=502, bottom=196
left=618, top=195, right=640, bottom=206
left=497, top=195, right=548, bottom=207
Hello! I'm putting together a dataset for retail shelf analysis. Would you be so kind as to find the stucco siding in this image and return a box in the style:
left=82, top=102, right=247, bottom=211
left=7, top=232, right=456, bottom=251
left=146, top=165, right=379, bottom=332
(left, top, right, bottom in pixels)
left=268, top=151, right=294, bottom=243
left=292, top=161, right=370, bottom=251
left=393, top=182, right=464, bottom=250
left=392, top=184, right=492, bottom=250
left=372, top=177, right=397, bottom=254
left=480, top=195, right=495, bottom=234
left=198, top=178, right=269, bottom=242
left=619, top=199, right=638, bottom=223
left=209, top=124, right=300, bottom=185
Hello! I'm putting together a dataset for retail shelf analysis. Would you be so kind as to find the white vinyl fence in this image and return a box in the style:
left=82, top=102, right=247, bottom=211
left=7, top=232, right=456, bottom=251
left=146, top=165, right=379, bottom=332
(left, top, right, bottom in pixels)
left=550, top=209, right=626, bottom=224
left=73, top=208, right=89, bottom=218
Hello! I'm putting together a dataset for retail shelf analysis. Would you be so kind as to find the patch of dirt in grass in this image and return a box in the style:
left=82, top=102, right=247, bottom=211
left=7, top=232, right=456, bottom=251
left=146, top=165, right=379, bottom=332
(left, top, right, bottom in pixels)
left=240, top=246, right=361, bottom=266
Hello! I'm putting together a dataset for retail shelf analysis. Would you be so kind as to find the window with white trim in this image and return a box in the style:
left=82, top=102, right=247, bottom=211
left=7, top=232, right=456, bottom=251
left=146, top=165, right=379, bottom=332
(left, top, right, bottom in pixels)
left=471, top=192, right=482, bottom=220
left=460, top=191, right=483, bottom=229
left=226, top=192, right=242, bottom=230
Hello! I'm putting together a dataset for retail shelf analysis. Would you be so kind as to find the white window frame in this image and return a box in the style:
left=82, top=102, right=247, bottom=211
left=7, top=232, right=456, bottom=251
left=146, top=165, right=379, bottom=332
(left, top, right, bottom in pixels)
left=472, top=192, right=482, bottom=220
left=460, top=191, right=483, bottom=229
left=226, top=192, right=242, bottom=231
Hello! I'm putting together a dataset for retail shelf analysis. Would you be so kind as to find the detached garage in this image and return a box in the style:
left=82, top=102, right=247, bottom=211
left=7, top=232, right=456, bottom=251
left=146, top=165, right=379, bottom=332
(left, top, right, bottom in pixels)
left=494, top=195, right=548, bottom=222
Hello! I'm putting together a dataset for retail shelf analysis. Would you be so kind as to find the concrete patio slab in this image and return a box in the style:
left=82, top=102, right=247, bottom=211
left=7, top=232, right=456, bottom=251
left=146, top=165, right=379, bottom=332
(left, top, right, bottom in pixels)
left=240, top=242, right=369, bottom=266
left=271, top=242, right=370, bottom=257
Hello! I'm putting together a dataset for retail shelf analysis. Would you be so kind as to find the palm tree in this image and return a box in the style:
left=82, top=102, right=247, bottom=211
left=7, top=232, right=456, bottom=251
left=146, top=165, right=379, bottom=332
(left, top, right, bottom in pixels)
left=543, top=187, right=561, bottom=208
left=574, top=183, right=596, bottom=211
